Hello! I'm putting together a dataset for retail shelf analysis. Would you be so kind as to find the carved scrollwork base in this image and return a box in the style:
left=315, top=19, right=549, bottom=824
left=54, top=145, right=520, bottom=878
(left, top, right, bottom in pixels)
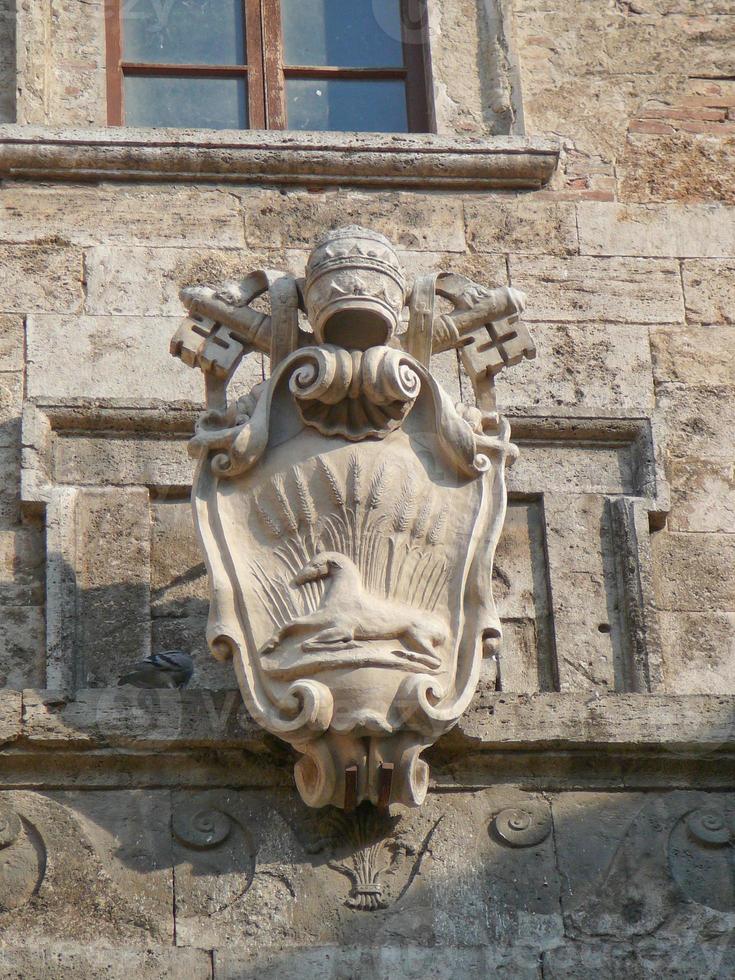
left=294, top=732, right=432, bottom=810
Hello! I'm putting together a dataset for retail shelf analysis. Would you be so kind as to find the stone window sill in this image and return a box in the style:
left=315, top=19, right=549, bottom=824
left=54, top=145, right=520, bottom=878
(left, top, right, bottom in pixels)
left=0, top=125, right=559, bottom=190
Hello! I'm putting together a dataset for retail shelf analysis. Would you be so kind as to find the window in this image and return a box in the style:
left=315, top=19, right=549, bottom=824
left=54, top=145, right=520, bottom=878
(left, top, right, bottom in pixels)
left=105, top=0, right=433, bottom=133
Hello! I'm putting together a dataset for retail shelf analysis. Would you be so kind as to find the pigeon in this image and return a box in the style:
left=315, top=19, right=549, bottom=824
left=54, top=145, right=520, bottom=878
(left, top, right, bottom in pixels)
left=117, top=651, right=194, bottom=690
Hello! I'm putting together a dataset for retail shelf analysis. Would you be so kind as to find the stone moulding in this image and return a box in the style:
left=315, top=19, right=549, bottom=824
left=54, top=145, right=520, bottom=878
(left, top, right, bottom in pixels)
left=0, top=126, right=560, bottom=189
left=11, top=690, right=735, bottom=766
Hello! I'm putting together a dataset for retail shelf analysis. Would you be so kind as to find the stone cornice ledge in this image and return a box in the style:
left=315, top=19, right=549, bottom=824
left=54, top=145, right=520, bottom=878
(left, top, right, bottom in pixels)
left=0, top=125, right=560, bottom=189
left=9, top=690, right=735, bottom=754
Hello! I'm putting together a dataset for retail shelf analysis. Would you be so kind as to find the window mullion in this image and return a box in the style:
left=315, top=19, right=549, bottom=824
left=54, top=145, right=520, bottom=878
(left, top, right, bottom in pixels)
left=244, top=0, right=267, bottom=129
left=401, top=0, right=435, bottom=133
left=261, top=0, right=286, bottom=129
left=104, top=0, right=124, bottom=125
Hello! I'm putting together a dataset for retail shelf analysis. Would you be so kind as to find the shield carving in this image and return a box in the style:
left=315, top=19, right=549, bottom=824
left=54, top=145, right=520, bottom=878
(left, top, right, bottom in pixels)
left=171, top=227, right=535, bottom=809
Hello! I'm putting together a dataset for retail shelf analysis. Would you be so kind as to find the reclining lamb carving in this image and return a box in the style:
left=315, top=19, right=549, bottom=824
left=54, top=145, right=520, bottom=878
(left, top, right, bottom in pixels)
left=260, top=552, right=448, bottom=669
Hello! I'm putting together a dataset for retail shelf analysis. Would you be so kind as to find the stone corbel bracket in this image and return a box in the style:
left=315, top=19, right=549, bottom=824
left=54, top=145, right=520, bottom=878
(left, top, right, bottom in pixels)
left=0, top=126, right=559, bottom=190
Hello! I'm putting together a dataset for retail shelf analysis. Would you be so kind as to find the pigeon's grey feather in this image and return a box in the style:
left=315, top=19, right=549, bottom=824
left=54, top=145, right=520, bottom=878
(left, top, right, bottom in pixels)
left=117, top=650, right=194, bottom=689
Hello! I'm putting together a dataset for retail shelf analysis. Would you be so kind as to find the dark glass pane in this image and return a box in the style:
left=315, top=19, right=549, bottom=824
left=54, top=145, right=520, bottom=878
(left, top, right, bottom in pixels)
left=123, top=0, right=245, bottom=65
left=281, top=0, right=404, bottom=68
left=286, top=78, right=407, bottom=132
left=125, top=75, right=248, bottom=129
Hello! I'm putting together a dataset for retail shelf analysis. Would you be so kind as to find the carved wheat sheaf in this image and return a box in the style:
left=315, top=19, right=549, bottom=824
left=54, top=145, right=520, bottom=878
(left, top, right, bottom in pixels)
left=250, top=455, right=449, bottom=631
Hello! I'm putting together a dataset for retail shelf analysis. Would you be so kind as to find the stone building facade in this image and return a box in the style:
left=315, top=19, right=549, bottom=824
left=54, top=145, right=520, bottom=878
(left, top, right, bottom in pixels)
left=0, top=1, right=733, bottom=977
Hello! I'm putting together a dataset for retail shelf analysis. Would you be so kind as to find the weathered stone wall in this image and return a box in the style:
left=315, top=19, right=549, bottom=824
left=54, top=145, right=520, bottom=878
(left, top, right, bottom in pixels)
left=0, top=0, right=733, bottom=976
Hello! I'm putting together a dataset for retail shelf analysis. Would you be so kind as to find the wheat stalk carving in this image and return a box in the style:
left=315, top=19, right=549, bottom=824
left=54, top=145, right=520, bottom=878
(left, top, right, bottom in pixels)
left=250, top=458, right=453, bottom=630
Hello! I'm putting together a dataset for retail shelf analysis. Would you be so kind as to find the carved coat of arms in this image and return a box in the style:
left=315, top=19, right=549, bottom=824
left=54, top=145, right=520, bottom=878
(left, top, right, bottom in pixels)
left=171, top=226, right=535, bottom=809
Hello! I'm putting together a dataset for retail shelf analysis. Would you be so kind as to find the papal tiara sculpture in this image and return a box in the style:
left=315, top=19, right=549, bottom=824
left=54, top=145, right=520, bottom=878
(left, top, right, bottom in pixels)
left=170, top=226, right=536, bottom=810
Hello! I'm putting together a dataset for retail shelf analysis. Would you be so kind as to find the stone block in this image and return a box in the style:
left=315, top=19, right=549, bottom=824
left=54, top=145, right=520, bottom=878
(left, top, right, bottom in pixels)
left=84, top=244, right=309, bottom=317
left=0, top=948, right=211, bottom=980
left=151, top=500, right=208, bottom=619
left=552, top=789, right=735, bottom=960
left=398, top=250, right=508, bottom=288
left=0, top=689, right=21, bottom=743
left=0, top=445, right=21, bottom=525
left=466, top=197, right=578, bottom=255
left=0, top=790, right=173, bottom=946
left=74, top=488, right=152, bottom=688
left=0, top=3, right=14, bottom=124
left=619, top=131, right=735, bottom=206
left=152, top=618, right=236, bottom=691
left=0, top=316, right=23, bottom=370
left=543, top=494, right=626, bottom=692
left=667, top=458, right=735, bottom=533
left=0, top=527, right=44, bottom=606
left=46, top=789, right=175, bottom=938
left=577, top=203, right=735, bottom=257
left=54, top=435, right=195, bottom=489
left=429, top=0, right=493, bottom=137
left=26, top=315, right=202, bottom=402
left=0, top=371, right=23, bottom=448
left=656, top=382, right=735, bottom=461
left=215, top=946, right=542, bottom=979
left=494, top=499, right=554, bottom=692
left=659, top=611, right=735, bottom=694
left=545, top=940, right=735, bottom=979
left=520, top=68, right=666, bottom=161
left=494, top=322, right=654, bottom=413
left=239, top=188, right=466, bottom=252
left=50, top=66, right=107, bottom=128
left=683, top=260, right=735, bottom=323
left=0, top=183, right=244, bottom=247
left=652, top=531, right=735, bottom=612
left=509, top=443, right=638, bottom=497
left=517, top=7, right=735, bottom=82
left=508, top=256, right=684, bottom=324
left=44, top=0, right=106, bottom=64
left=650, top=325, right=735, bottom=386
left=20, top=688, right=260, bottom=750
left=635, top=944, right=735, bottom=980
left=0, top=242, right=82, bottom=313
left=16, top=0, right=107, bottom=127
left=172, top=789, right=302, bottom=949
left=0, top=606, right=44, bottom=690
left=543, top=944, right=643, bottom=980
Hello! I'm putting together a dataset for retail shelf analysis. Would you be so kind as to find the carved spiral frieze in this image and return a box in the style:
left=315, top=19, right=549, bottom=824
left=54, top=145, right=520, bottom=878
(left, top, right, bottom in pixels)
left=172, top=806, right=233, bottom=850
left=686, top=807, right=733, bottom=847
left=0, top=803, right=46, bottom=912
left=493, top=805, right=552, bottom=848
left=669, top=803, right=735, bottom=912
left=0, top=805, right=22, bottom=848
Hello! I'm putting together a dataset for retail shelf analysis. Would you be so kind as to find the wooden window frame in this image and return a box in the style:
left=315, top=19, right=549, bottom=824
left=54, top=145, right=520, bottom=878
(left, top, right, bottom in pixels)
left=105, top=0, right=434, bottom=133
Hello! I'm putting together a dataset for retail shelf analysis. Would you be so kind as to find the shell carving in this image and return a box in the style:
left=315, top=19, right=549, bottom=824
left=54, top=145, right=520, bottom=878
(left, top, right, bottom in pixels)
left=290, top=345, right=421, bottom=439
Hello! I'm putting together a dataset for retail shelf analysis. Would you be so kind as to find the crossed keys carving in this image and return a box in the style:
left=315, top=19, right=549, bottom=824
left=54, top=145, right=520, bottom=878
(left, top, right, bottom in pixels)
left=171, top=268, right=535, bottom=412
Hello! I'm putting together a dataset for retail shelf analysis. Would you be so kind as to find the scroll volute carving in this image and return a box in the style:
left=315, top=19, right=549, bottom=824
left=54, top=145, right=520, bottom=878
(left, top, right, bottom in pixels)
left=170, top=226, right=535, bottom=810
